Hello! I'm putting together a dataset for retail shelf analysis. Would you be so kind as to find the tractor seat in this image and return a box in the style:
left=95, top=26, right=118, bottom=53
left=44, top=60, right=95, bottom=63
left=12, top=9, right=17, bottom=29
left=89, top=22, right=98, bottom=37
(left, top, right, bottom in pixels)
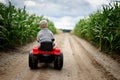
left=39, top=41, right=53, bottom=51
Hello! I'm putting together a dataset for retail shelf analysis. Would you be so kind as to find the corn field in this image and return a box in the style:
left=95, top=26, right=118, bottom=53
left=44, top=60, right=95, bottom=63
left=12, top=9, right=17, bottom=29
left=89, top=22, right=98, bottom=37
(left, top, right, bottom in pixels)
left=74, top=2, right=120, bottom=53
left=0, top=2, right=56, bottom=50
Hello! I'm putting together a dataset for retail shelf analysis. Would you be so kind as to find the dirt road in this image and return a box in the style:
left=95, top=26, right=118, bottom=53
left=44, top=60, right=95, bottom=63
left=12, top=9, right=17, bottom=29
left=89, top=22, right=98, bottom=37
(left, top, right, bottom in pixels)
left=0, top=33, right=120, bottom=80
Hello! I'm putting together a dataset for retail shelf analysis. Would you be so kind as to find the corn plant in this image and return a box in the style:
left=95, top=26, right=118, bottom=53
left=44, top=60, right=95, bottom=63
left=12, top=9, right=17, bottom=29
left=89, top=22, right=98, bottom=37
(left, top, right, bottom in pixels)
left=74, top=2, right=120, bottom=53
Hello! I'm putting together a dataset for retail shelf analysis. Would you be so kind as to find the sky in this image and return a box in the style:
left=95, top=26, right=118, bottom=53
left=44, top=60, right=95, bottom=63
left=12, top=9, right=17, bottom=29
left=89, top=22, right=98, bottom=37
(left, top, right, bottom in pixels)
left=0, top=0, right=114, bottom=29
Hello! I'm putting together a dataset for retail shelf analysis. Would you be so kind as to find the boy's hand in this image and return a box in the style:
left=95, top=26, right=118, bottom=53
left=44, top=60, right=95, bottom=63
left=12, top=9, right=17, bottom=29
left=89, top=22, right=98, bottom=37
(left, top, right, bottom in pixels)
left=37, top=40, right=39, bottom=42
left=52, top=39, right=55, bottom=42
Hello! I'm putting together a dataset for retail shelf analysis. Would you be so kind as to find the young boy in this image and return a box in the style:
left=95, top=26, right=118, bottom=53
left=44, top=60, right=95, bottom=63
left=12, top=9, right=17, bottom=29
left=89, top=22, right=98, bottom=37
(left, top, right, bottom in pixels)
left=37, top=20, right=55, bottom=47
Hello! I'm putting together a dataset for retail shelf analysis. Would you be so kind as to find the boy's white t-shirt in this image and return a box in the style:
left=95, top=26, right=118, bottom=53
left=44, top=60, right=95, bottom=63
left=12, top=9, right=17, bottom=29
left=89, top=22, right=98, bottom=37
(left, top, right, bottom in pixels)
left=37, top=28, right=54, bottom=42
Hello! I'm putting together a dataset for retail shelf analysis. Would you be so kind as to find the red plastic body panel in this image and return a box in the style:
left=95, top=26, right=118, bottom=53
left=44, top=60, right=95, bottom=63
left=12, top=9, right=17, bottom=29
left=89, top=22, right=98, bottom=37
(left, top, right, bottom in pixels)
left=32, top=47, right=61, bottom=55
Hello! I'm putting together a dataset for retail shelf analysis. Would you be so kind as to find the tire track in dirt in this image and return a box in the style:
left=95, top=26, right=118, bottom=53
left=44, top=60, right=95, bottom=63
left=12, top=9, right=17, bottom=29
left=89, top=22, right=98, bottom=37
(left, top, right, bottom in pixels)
left=74, top=35, right=120, bottom=80
left=69, top=35, right=107, bottom=80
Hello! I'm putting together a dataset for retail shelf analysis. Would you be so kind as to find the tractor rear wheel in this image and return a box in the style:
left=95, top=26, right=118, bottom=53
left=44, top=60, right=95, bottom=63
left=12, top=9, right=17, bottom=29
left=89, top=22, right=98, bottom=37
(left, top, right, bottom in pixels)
left=54, top=53, right=63, bottom=70
left=29, top=53, right=38, bottom=69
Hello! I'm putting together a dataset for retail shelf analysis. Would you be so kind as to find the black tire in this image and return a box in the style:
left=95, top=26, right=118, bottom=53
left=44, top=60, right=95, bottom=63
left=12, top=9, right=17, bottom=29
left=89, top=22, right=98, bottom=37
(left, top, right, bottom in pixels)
left=29, top=52, right=38, bottom=69
left=54, top=53, right=63, bottom=70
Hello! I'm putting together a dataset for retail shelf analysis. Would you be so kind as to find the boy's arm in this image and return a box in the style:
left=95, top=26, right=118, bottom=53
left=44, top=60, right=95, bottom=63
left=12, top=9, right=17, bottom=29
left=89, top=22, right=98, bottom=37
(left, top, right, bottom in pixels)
left=51, top=32, right=55, bottom=41
left=37, top=32, right=40, bottom=42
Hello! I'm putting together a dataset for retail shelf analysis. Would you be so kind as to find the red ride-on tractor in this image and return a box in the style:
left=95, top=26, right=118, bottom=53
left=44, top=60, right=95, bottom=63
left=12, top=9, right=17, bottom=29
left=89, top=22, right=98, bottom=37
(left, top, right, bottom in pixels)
left=29, top=41, right=63, bottom=70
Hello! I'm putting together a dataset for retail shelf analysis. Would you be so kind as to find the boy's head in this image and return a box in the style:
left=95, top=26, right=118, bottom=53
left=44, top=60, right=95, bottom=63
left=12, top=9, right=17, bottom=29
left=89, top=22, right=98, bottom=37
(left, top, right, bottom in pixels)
left=39, top=20, right=48, bottom=28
